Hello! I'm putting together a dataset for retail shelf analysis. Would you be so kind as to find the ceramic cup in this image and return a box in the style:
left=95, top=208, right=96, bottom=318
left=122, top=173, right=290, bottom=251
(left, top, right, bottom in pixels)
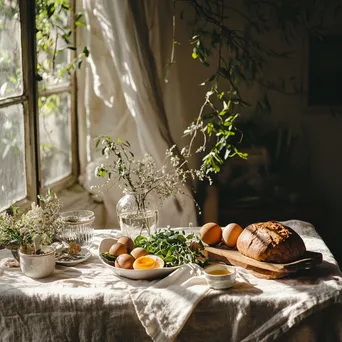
left=19, top=246, right=55, bottom=279
left=204, top=263, right=236, bottom=289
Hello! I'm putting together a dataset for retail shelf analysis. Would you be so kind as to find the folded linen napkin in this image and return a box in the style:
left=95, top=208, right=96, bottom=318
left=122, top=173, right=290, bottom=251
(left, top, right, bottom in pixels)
left=129, top=263, right=209, bottom=342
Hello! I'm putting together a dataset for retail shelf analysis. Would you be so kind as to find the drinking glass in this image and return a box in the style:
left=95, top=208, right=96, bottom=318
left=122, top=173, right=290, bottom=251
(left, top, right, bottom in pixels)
left=60, top=210, right=95, bottom=248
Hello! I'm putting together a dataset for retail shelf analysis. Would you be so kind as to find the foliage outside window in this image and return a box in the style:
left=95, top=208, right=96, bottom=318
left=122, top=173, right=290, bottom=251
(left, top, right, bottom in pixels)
left=0, top=0, right=87, bottom=212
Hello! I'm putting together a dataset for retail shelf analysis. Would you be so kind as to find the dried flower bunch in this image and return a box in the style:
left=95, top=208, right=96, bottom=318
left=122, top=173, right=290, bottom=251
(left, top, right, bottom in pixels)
left=93, top=136, right=211, bottom=212
left=0, top=191, right=63, bottom=254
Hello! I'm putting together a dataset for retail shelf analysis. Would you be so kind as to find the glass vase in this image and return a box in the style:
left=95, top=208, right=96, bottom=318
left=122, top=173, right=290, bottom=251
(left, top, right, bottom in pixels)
left=116, top=190, right=158, bottom=238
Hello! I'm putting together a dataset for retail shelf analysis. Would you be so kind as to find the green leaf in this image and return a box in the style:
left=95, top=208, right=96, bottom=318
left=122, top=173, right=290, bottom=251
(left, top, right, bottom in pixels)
left=97, top=168, right=108, bottom=178
left=224, top=148, right=231, bottom=160
left=189, top=35, right=200, bottom=44
left=47, top=4, right=55, bottom=18
left=75, top=21, right=86, bottom=27
left=62, top=34, right=70, bottom=44
left=202, top=112, right=214, bottom=120
left=82, top=46, right=90, bottom=57
left=217, top=91, right=225, bottom=99
left=218, top=108, right=228, bottom=116
left=207, top=122, right=214, bottom=135
left=75, top=13, right=84, bottom=21
left=212, top=160, right=220, bottom=173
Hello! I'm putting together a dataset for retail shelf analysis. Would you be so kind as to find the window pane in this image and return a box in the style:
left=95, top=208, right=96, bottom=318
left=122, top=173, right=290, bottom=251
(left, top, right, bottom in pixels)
left=0, top=104, right=26, bottom=211
left=0, top=0, right=22, bottom=99
left=39, top=93, right=72, bottom=186
left=36, top=4, right=71, bottom=89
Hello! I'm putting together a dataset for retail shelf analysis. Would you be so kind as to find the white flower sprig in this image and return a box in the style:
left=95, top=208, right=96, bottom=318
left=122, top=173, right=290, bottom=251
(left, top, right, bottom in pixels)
left=20, top=192, right=63, bottom=247
left=0, top=191, right=63, bottom=252
left=92, top=136, right=212, bottom=213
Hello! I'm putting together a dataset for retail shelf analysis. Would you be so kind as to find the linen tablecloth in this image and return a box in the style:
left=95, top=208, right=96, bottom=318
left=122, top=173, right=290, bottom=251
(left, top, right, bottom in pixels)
left=0, top=220, right=341, bottom=342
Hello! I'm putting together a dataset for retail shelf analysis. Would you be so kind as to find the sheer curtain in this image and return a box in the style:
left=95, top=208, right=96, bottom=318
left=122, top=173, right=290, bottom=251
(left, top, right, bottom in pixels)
left=77, top=0, right=197, bottom=228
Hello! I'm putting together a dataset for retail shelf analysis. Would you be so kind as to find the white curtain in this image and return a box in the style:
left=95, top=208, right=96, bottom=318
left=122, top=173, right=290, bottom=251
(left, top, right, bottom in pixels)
left=77, top=0, right=197, bottom=228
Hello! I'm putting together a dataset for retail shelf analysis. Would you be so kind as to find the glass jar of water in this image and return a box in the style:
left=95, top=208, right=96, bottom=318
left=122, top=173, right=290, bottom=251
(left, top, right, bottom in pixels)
left=60, top=210, right=95, bottom=248
left=116, top=190, right=158, bottom=238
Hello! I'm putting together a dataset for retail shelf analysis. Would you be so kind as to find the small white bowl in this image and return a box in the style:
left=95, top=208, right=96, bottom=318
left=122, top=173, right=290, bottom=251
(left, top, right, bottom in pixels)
left=204, top=263, right=236, bottom=289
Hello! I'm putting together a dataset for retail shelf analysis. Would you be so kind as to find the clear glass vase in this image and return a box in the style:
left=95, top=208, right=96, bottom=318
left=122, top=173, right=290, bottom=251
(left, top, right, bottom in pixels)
left=116, top=190, right=158, bottom=238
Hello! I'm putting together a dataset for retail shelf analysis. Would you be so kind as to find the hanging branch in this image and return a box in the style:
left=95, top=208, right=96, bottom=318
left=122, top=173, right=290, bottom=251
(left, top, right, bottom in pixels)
left=169, top=0, right=334, bottom=174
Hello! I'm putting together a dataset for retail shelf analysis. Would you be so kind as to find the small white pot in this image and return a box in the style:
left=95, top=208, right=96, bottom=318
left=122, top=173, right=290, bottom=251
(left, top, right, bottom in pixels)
left=19, top=246, right=55, bottom=279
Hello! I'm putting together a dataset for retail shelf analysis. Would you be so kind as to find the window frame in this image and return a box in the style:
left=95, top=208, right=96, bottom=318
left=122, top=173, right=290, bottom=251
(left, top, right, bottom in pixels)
left=0, top=0, right=79, bottom=211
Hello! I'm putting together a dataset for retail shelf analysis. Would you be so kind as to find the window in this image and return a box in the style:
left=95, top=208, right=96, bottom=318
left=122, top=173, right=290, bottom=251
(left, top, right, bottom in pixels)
left=0, top=0, right=78, bottom=212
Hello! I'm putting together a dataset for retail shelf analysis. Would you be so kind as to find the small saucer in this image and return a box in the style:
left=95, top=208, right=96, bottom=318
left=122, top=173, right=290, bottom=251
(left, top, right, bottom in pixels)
left=56, top=247, right=92, bottom=266
left=0, top=257, right=20, bottom=269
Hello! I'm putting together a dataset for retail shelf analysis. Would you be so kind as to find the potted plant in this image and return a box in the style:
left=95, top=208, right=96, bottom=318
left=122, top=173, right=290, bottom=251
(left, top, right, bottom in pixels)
left=18, top=234, right=56, bottom=279
left=0, top=191, right=63, bottom=278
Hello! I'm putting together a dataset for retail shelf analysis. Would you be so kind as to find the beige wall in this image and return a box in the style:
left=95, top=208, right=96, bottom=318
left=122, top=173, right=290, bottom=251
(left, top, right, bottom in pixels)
left=264, top=31, right=342, bottom=263
left=167, top=3, right=342, bottom=263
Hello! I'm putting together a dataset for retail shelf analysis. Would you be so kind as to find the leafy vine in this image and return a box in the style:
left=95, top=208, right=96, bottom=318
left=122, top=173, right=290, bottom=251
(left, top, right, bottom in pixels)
left=170, top=0, right=333, bottom=174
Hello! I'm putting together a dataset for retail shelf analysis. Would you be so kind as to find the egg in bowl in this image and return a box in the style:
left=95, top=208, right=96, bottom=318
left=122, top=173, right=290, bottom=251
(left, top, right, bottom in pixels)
left=133, top=255, right=164, bottom=270
left=99, top=237, right=186, bottom=280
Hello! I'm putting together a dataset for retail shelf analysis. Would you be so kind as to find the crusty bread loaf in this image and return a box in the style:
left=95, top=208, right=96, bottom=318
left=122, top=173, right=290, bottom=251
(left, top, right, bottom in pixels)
left=236, top=221, right=306, bottom=263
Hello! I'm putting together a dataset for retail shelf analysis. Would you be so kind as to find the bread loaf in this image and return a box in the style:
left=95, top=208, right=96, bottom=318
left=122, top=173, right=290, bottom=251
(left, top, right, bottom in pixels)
left=236, top=221, right=306, bottom=263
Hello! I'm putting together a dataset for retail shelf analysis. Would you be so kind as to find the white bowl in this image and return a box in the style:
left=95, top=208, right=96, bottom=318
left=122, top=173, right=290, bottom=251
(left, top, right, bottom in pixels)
left=99, top=238, right=180, bottom=280
left=19, top=246, right=55, bottom=279
left=204, top=263, right=236, bottom=289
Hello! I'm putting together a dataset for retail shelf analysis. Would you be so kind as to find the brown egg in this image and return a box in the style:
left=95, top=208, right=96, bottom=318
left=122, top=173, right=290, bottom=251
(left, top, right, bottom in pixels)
left=222, top=223, right=243, bottom=248
left=115, top=254, right=134, bottom=269
left=109, top=242, right=127, bottom=256
left=200, top=222, right=222, bottom=245
left=117, top=236, right=135, bottom=252
left=130, top=247, right=148, bottom=260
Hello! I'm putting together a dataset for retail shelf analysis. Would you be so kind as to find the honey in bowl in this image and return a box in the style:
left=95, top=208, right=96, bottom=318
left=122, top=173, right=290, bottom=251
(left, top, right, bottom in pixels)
left=204, top=264, right=236, bottom=289
left=207, top=269, right=231, bottom=276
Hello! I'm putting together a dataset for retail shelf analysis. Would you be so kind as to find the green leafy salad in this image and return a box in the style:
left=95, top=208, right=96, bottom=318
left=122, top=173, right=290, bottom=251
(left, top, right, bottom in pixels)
left=100, top=228, right=208, bottom=268
left=134, top=229, right=207, bottom=267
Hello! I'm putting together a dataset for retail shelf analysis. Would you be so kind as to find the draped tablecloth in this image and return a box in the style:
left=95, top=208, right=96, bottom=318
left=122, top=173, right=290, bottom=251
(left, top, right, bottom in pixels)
left=0, top=220, right=341, bottom=342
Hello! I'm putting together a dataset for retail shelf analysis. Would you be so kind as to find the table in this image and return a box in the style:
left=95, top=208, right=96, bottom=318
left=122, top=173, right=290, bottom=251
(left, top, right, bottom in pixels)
left=0, top=220, right=341, bottom=342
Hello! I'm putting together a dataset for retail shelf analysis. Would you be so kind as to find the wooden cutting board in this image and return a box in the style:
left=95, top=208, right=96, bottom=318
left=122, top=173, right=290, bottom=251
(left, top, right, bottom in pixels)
left=205, top=246, right=323, bottom=279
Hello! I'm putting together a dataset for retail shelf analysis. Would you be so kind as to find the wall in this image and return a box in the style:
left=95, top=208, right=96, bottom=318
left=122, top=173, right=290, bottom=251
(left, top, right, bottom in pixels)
left=165, top=2, right=342, bottom=265
left=260, top=15, right=342, bottom=265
